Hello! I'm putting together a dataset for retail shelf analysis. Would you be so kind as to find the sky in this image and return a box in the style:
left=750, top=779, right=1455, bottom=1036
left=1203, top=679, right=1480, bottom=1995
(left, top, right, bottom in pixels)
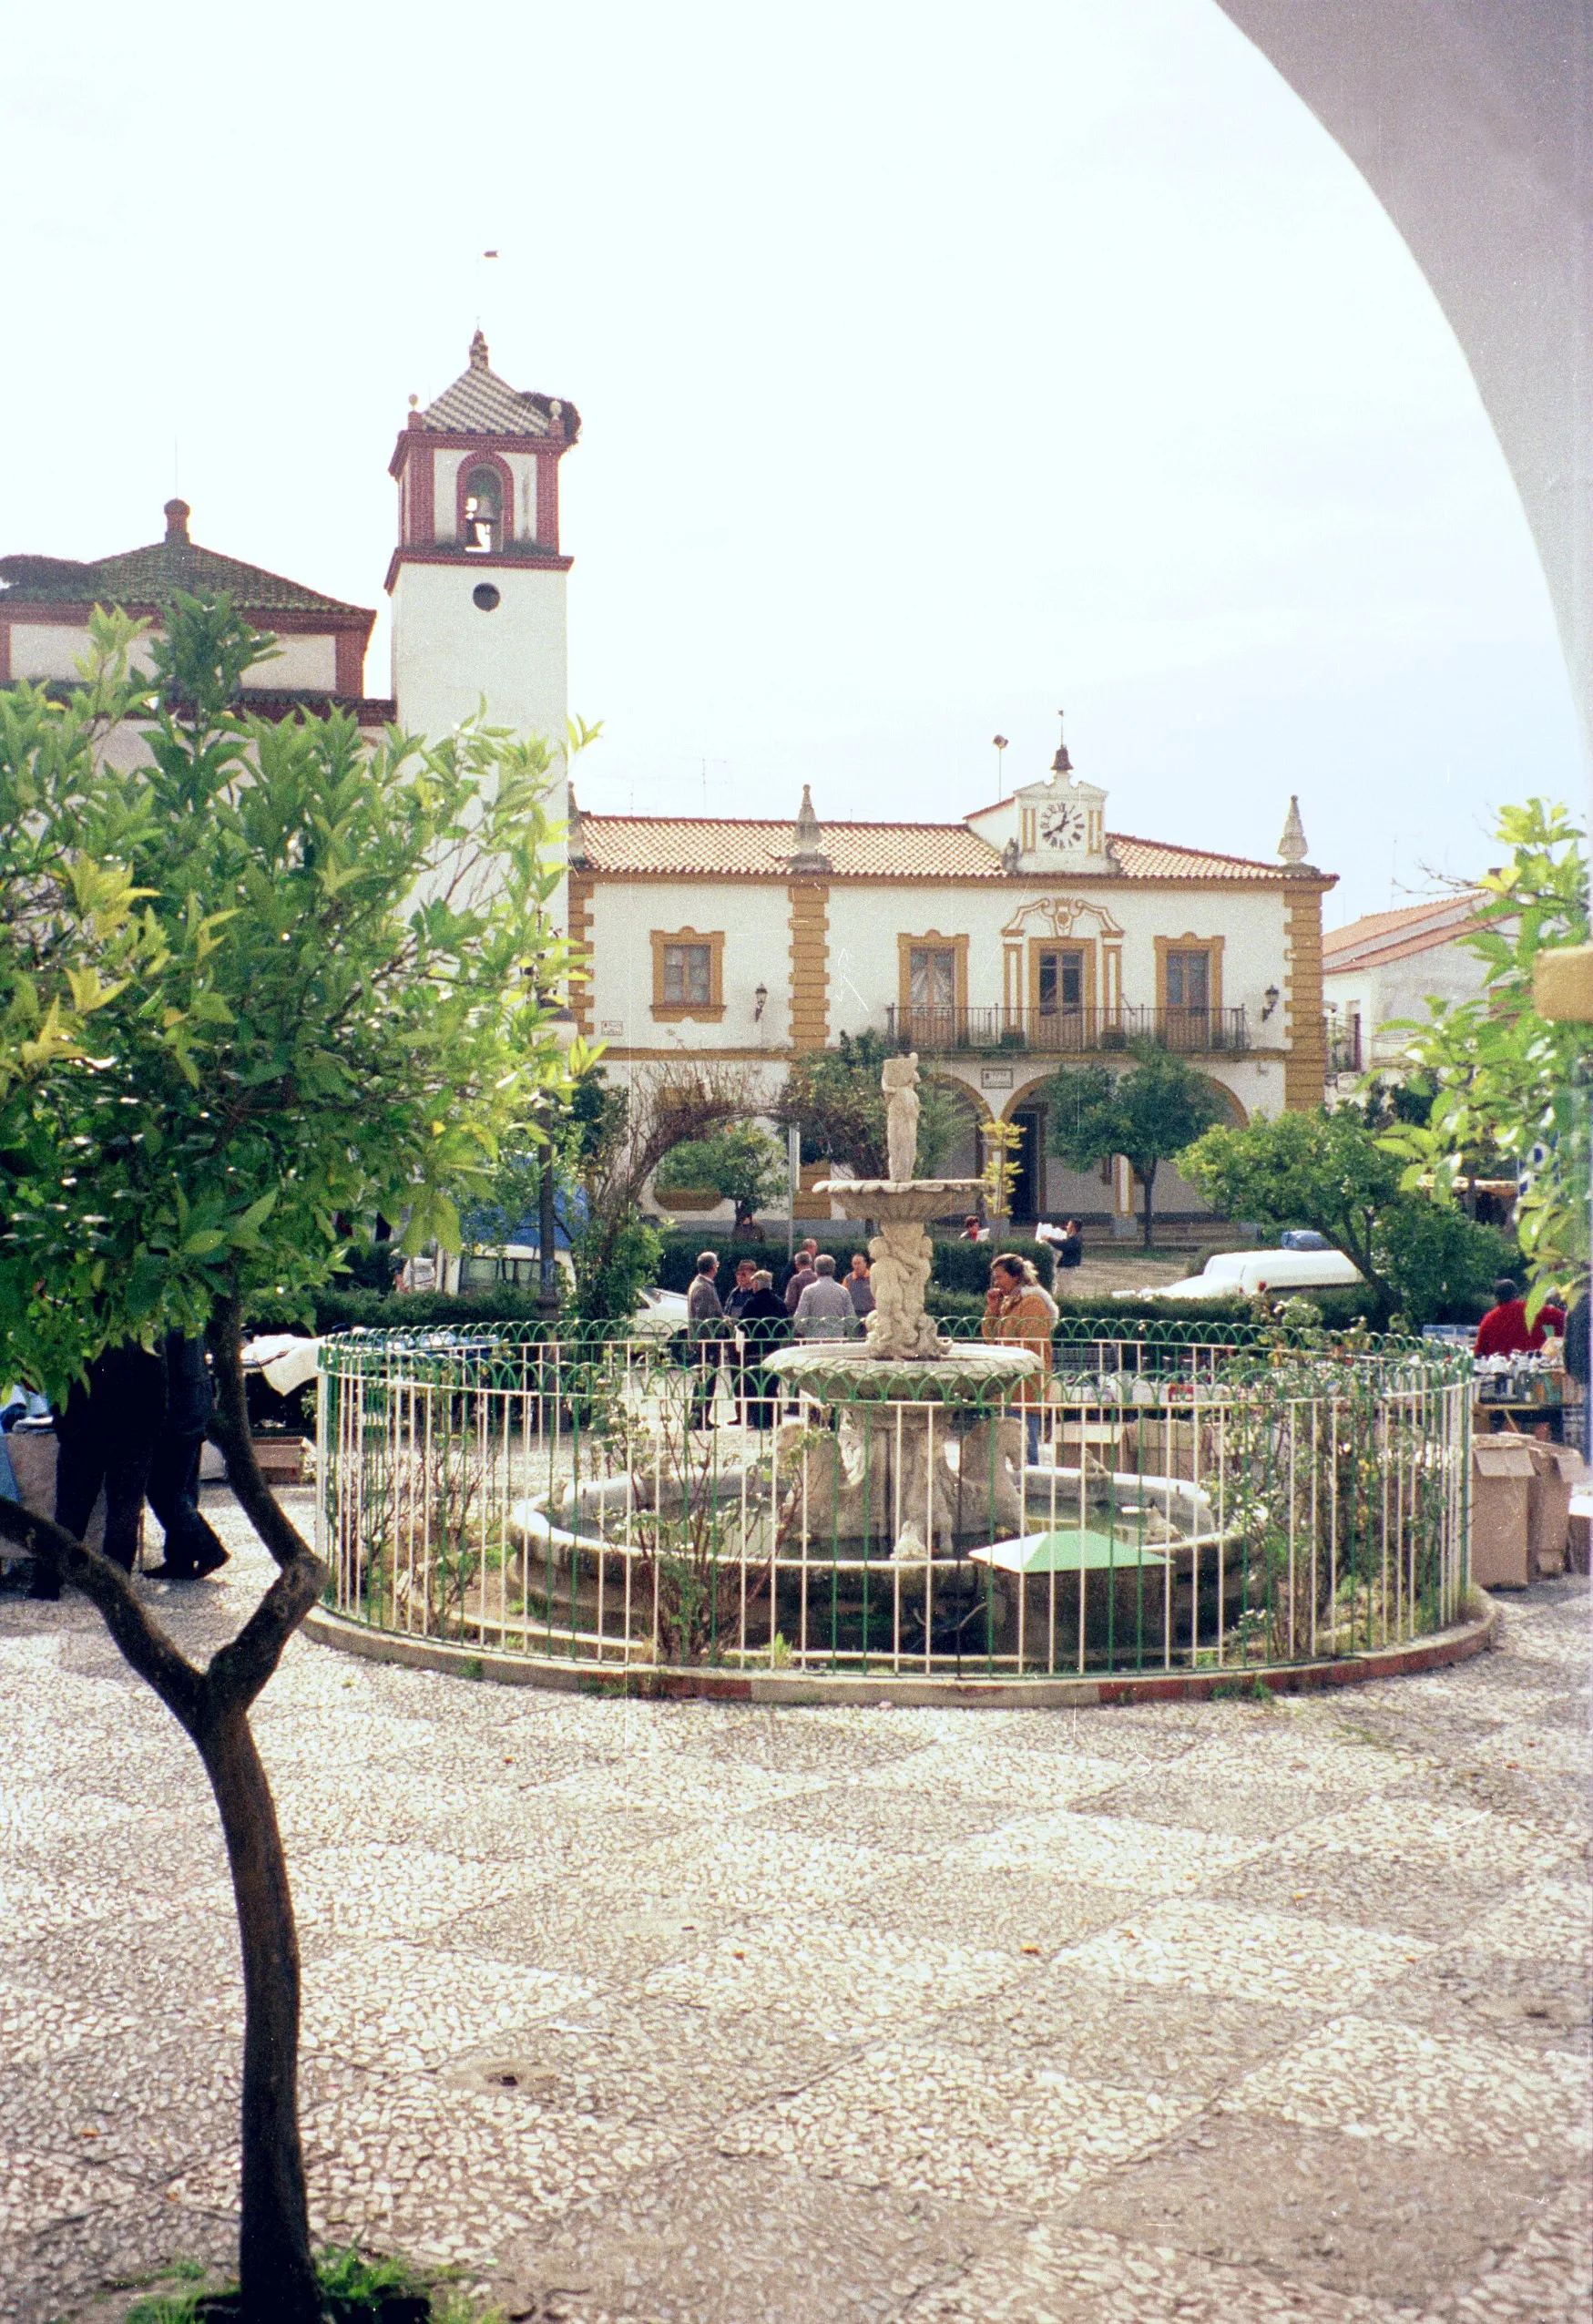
left=2, top=0, right=1581, bottom=925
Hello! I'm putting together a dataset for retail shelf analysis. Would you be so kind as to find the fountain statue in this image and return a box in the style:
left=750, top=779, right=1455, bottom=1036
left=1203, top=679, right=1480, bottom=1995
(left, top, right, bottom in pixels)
left=766, top=1053, right=1042, bottom=1556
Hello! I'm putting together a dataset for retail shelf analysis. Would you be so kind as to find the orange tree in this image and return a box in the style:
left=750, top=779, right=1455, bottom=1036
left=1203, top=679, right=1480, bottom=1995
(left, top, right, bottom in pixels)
left=0, top=598, right=587, bottom=2320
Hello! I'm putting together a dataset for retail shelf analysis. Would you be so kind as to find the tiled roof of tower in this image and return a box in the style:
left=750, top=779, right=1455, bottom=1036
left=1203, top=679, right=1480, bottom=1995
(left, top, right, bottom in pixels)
left=0, top=538, right=366, bottom=615
left=577, top=814, right=1301, bottom=881
left=415, top=332, right=580, bottom=441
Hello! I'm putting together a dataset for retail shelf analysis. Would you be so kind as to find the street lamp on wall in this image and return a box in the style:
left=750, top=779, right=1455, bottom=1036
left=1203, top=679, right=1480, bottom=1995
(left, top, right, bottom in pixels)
left=753, top=982, right=768, bottom=1022
left=1261, top=986, right=1281, bottom=1021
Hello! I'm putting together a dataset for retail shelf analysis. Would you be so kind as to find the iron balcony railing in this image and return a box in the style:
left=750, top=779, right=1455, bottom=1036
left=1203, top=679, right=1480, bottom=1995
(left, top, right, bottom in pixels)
left=883, top=1004, right=1250, bottom=1056
left=1327, top=1027, right=1363, bottom=1074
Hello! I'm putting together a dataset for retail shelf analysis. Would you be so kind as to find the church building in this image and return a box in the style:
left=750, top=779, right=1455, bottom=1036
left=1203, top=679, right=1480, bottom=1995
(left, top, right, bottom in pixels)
left=0, top=336, right=1333, bottom=1232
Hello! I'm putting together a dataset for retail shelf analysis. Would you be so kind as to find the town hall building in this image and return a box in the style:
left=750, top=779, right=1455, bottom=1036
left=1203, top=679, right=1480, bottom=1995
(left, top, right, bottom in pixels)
left=0, top=335, right=1333, bottom=1232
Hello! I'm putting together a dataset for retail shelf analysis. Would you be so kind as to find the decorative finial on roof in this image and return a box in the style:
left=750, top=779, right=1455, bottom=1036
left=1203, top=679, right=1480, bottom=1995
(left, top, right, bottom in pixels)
left=790, top=783, right=830, bottom=874
left=407, top=393, right=418, bottom=408
left=1050, top=706, right=1072, bottom=779
left=469, top=328, right=490, bottom=372
left=1278, top=794, right=1310, bottom=865
left=164, top=498, right=191, bottom=545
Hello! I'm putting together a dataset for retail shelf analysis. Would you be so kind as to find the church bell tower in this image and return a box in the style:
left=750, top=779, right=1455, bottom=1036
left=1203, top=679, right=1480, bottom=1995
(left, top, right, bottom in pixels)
left=387, top=331, right=578, bottom=756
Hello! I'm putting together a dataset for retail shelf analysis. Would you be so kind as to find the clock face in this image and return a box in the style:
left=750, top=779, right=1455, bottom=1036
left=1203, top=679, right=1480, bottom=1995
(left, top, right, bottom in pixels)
left=1039, top=802, right=1087, bottom=850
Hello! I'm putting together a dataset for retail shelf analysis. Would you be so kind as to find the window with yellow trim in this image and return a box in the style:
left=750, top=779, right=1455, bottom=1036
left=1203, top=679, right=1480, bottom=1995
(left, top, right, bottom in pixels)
left=664, top=943, right=711, bottom=1007
left=650, top=927, right=726, bottom=1021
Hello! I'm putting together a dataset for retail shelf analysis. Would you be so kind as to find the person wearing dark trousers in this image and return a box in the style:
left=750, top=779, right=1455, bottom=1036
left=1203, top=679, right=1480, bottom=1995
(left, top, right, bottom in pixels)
left=686, top=1253, right=724, bottom=1428
left=737, top=1272, right=790, bottom=1431
left=37, top=1342, right=167, bottom=1598
left=146, top=1333, right=229, bottom=1581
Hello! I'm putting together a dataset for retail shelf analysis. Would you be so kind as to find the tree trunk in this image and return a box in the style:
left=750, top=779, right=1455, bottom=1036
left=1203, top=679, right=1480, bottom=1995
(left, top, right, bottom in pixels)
left=198, top=1698, right=321, bottom=2324
left=1141, top=1162, right=1157, bottom=1250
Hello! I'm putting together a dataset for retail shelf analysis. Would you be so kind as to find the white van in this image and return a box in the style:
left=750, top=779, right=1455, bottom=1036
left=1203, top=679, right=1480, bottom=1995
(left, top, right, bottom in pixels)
left=1118, top=1247, right=1365, bottom=1302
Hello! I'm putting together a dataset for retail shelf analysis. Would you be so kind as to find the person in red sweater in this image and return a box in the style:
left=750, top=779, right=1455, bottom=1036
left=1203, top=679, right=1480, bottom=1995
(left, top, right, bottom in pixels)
left=1475, top=1277, right=1567, bottom=1357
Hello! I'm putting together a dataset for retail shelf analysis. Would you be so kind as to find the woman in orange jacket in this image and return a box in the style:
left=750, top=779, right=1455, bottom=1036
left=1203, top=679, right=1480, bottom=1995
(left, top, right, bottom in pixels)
left=981, top=1254, right=1058, bottom=1466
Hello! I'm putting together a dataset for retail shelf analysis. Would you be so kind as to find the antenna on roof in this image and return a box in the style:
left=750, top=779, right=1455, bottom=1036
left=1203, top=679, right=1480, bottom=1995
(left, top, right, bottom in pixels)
left=992, top=734, right=1008, bottom=801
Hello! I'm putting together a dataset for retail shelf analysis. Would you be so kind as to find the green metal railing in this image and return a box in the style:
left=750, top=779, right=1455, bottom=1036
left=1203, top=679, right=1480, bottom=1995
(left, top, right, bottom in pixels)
left=313, top=1320, right=1472, bottom=1683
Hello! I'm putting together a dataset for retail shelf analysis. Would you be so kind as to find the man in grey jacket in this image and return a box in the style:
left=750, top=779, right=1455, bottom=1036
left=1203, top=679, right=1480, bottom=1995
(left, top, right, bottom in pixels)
left=793, top=1254, right=859, bottom=1339
left=686, top=1252, right=724, bottom=1426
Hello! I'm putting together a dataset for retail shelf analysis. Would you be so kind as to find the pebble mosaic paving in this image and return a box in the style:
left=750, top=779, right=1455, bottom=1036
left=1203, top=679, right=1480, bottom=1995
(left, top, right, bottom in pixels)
left=0, top=1489, right=1588, bottom=2322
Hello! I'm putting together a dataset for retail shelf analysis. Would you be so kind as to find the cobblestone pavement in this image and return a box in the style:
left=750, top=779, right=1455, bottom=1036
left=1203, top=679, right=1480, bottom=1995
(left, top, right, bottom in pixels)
left=2, top=1491, right=1588, bottom=2323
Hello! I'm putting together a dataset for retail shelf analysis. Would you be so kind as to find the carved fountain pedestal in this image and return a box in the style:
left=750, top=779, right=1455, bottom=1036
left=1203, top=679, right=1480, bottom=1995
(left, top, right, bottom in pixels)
left=768, top=1169, right=1038, bottom=1561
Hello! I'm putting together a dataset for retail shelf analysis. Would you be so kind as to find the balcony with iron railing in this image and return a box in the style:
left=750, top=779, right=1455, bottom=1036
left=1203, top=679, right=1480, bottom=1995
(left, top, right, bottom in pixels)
left=883, top=1004, right=1251, bottom=1056
left=1327, top=1025, right=1363, bottom=1074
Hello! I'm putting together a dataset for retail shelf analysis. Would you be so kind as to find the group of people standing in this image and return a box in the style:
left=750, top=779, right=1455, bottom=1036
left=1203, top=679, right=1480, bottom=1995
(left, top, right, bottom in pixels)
left=679, top=1236, right=1062, bottom=1460
left=682, top=1244, right=878, bottom=1428
left=11, top=1335, right=229, bottom=1600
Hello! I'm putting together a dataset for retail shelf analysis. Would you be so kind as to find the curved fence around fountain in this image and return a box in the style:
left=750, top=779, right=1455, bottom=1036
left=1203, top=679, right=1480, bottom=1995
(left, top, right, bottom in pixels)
left=311, top=1317, right=1475, bottom=1690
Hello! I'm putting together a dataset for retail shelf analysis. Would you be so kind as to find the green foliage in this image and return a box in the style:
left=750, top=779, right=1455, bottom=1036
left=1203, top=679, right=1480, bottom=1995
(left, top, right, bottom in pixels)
left=0, top=599, right=587, bottom=1399
left=776, top=1029, right=960, bottom=1177
left=1377, top=799, right=1591, bottom=1316
left=572, top=1207, right=662, bottom=1322
left=659, top=1121, right=786, bottom=1226
left=124, top=2242, right=506, bottom=2323
left=1045, top=1043, right=1224, bottom=1248
left=1178, top=1105, right=1509, bottom=1327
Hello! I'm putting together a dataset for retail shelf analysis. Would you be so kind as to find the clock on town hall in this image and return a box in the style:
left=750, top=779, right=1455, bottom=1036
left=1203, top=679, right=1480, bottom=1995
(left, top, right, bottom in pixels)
left=1038, top=798, right=1088, bottom=850
left=968, top=720, right=1113, bottom=876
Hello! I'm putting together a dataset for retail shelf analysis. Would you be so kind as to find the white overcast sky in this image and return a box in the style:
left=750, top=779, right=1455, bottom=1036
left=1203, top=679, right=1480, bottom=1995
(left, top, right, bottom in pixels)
left=3, top=0, right=1580, bottom=923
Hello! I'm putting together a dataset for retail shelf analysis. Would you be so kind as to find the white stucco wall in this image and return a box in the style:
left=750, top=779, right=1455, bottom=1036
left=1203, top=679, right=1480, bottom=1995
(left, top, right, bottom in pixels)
left=392, top=560, right=567, bottom=752
left=583, top=881, right=793, bottom=1052
left=587, top=876, right=1296, bottom=1080
left=1323, top=937, right=1491, bottom=1066
left=243, top=633, right=338, bottom=691
left=585, top=871, right=1300, bottom=1227
left=9, top=620, right=158, bottom=681
left=10, top=620, right=340, bottom=693
left=822, top=880, right=1292, bottom=1025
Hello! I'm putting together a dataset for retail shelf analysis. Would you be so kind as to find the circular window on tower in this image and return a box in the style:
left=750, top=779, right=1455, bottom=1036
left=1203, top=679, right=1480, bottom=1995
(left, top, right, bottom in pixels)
left=472, top=583, right=501, bottom=612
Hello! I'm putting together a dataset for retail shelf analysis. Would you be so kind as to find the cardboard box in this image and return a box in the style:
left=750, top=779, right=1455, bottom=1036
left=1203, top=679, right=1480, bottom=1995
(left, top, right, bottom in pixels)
left=3, top=1428, right=111, bottom=1556
left=1528, top=1445, right=1586, bottom=1577
left=1471, top=1439, right=1536, bottom=1590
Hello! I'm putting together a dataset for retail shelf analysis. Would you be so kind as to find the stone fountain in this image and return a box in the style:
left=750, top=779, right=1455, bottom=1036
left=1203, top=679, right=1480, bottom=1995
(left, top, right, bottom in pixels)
left=766, top=1054, right=1040, bottom=1556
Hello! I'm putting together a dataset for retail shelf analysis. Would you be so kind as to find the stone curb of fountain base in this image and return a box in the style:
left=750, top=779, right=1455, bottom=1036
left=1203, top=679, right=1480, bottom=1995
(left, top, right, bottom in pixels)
left=300, top=1597, right=1501, bottom=1708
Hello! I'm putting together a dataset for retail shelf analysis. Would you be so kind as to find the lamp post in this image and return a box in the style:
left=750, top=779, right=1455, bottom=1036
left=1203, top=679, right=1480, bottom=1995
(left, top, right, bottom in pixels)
left=539, top=1004, right=578, bottom=1318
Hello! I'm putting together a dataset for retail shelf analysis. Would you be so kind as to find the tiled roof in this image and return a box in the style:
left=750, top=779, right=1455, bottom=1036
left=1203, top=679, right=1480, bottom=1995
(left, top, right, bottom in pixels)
left=415, top=333, right=579, bottom=442
left=1324, top=893, right=1486, bottom=970
left=577, top=815, right=1004, bottom=879
left=577, top=814, right=1302, bottom=883
left=1105, top=833, right=1292, bottom=881
left=0, top=539, right=366, bottom=616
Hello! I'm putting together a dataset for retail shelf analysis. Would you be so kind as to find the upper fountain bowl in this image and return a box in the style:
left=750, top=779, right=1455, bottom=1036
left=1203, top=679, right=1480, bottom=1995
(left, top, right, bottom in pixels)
left=814, top=1178, right=990, bottom=1223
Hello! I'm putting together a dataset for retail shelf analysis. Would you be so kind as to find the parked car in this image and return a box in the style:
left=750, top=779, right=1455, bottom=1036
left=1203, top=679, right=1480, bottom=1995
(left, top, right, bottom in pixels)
left=629, top=1285, right=692, bottom=1337
left=1117, top=1247, right=1364, bottom=1301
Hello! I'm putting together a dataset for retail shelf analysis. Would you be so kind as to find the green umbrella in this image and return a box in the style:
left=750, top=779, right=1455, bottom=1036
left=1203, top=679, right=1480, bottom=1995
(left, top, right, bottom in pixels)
left=971, top=1527, right=1169, bottom=1574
